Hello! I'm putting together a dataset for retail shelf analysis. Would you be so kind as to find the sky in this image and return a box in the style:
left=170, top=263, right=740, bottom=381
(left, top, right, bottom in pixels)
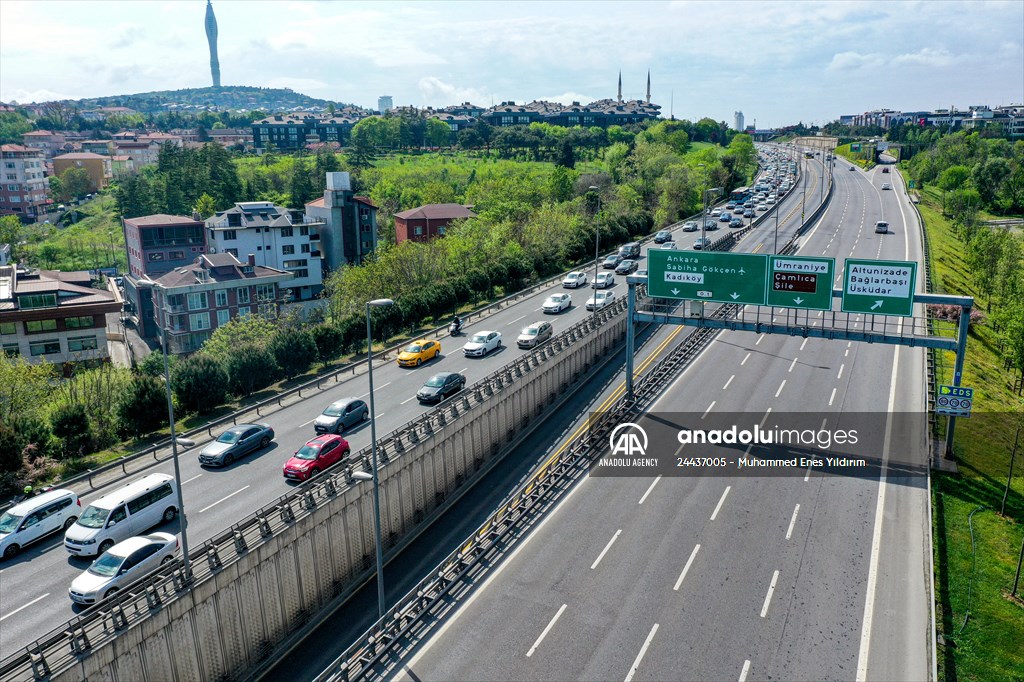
left=1, top=0, right=1021, bottom=128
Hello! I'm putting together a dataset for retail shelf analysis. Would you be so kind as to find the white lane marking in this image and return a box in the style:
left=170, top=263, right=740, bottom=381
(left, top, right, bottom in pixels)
left=804, top=465, right=812, bottom=482
left=673, top=544, right=701, bottom=591
left=458, top=367, right=469, bottom=374
left=400, top=396, right=416, bottom=405
left=760, top=569, right=780, bottom=618
left=800, top=338, right=809, bottom=351
left=182, top=473, right=203, bottom=485
left=845, top=348, right=850, bottom=357
left=723, top=374, right=735, bottom=390
left=624, top=623, right=660, bottom=682
left=526, top=603, right=567, bottom=658
left=358, top=381, right=391, bottom=398
left=857, top=344, right=901, bottom=681
left=507, top=314, right=527, bottom=326
left=300, top=417, right=317, bottom=427
left=755, top=334, right=765, bottom=346
left=638, top=476, right=662, bottom=505
left=837, top=363, right=845, bottom=380
left=198, top=485, right=250, bottom=513
left=788, top=357, right=798, bottom=373
left=739, top=660, right=752, bottom=682
left=591, top=529, right=622, bottom=570
left=786, top=504, right=801, bottom=540
left=760, top=408, right=772, bottom=428
left=702, top=401, right=716, bottom=419
left=829, top=387, right=837, bottom=406
left=710, top=486, right=731, bottom=521
left=0, top=593, right=49, bottom=622
left=741, top=352, right=751, bottom=366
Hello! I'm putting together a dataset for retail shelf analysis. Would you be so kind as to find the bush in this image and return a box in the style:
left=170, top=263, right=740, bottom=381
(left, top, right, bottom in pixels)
left=117, top=376, right=169, bottom=438
left=49, top=402, right=94, bottom=460
left=0, top=424, right=21, bottom=476
left=137, top=350, right=173, bottom=378
left=268, top=327, right=317, bottom=379
left=310, top=324, right=344, bottom=365
left=173, top=354, right=228, bottom=414
left=225, top=343, right=278, bottom=396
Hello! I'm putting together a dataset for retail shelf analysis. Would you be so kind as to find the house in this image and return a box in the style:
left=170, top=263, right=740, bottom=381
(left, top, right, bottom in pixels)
left=0, top=265, right=121, bottom=368
left=304, top=172, right=379, bottom=270
left=21, top=130, right=67, bottom=158
left=394, top=204, right=477, bottom=243
left=0, top=144, right=50, bottom=221
left=112, top=141, right=160, bottom=167
left=51, top=152, right=112, bottom=191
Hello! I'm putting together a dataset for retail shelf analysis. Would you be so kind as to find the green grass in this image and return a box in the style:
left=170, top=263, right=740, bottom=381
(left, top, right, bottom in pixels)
left=21, top=194, right=127, bottom=272
left=834, top=142, right=875, bottom=170
left=918, top=182, right=1024, bottom=682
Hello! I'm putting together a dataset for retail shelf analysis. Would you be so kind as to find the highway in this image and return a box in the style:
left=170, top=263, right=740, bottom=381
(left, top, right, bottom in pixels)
left=394, top=156, right=933, bottom=681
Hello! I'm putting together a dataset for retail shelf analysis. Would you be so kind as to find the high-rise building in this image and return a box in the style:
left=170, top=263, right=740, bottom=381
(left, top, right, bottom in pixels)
left=0, top=144, right=50, bottom=221
left=734, top=111, right=745, bottom=131
left=205, top=0, right=221, bottom=87
left=378, top=96, right=393, bottom=113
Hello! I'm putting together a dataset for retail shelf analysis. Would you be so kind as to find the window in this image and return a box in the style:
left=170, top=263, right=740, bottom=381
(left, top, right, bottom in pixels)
left=29, top=340, right=61, bottom=356
left=258, top=303, right=276, bottom=318
left=237, top=288, right=251, bottom=304
left=238, top=306, right=251, bottom=317
left=215, top=290, right=228, bottom=307
left=300, top=226, right=309, bottom=236
left=362, top=241, right=373, bottom=250
left=280, top=227, right=293, bottom=237
left=414, top=226, right=423, bottom=235
left=148, top=252, right=164, bottom=261
left=18, top=294, right=56, bottom=309
left=68, top=335, right=98, bottom=352
left=300, top=244, right=310, bottom=253
left=190, top=312, right=211, bottom=331
left=65, top=316, right=94, bottom=329
left=222, top=230, right=236, bottom=240
left=187, top=292, right=207, bottom=310
left=25, top=319, right=57, bottom=333
left=282, top=245, right=295, bottom=255
left=217, top=309, right=230, bottom=326
left=255, top=284, right=275, bottom=301
left=225, top=248, right=238, bottom=257
left=0, top=322, right=15, bottom=335
left=169, top=251, right=185, bottom=260
left=3, top=343, right=19, bottom=357
left=438, top=226, right=446, bottom=236
left=282, top=259, right=307, bottom=268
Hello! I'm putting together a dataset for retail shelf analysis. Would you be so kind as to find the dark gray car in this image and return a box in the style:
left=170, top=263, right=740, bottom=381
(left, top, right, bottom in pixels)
left=314, top=398, right=369, bottom=434
left=417, top=372, right=466, bottom=403
left=198, top=423, right=274, bottom=467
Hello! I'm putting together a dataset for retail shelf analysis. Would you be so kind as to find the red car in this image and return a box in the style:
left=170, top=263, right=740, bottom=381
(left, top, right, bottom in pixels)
left=282, top=435, right=350, bottom=481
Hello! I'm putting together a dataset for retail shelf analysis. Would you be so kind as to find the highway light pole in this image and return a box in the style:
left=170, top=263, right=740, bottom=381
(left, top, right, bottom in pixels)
left=365, top=297, right=393, bottom=619
left=589, top=185, right=600, bottom=316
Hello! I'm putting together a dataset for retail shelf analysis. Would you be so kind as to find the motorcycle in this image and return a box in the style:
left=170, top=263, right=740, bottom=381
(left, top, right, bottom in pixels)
left=449, top=321, right=463, bottom=336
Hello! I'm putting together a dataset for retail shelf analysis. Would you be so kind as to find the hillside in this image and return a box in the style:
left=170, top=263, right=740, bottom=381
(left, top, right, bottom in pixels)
left=70, top=86, right=365, bottom=115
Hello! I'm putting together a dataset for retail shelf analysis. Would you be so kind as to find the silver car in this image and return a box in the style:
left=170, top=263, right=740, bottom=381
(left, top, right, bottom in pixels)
left=517, top=321, right=553, bottom=348
left=69, top=532, right=178, bottom=605
left=314, top=398, right=368, bottom=434
left=198, top=423, right=275, bottom=467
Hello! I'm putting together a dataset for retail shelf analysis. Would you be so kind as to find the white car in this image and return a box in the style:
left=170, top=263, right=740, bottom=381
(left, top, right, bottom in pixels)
left=711, top=207, right=723, bottom=216
left=463, top=331, right=502, bottom=357
left=69, top=533, right=178, bottom=605
left=881, top=183, right=891, bottom=190
left=586, top=290, right=617, bottom=310
left=543, top=293, right=571, bottom=313
left=661, top=241, right=678, bottom=250
left=562, top=271, right=588, bottom=288
left=756, top=203, right=768, bottom=212
left=681, top=221, right=698, bottom=232
left=592, top=272, right=615, bottom=289
left=765, top=196, right=776, bottom=204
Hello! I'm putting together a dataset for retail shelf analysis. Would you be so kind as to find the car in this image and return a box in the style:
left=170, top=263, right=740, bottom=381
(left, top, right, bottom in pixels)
left=765, top=196, right=776, bottom=204
left=517, top=321, right=554, bottom=348
left=729, top=218, right=744, bottom=228
left=562, top=271, right=588, bottom=288
left=282, top=435, right=350, bottom=481
left=693, top=237, right=712, bottom=250
left=586, top=290, right=616, bottom=310
left=733, top=206, right=745, bottom=214
left=198, top=423, right=275, bottom=466
left=882, top=166, right=890, bottom=173
left=417, top=372, right=466, bottom=403
left=661, top=241, right=678, bottom=250
left=542, top=293, right=572, bottom=313
left=592, top=271, right=615, bottom=288
left=711, top=207, right=723, bottom=217
left=397, top=339, right=441, bottom=367
left=881, top=183, right=891, bottom=190
left=875, top=221, right=889, bottom=234
left=743, top=208, right=755, bottom=218
left=618, top=242, right=641, bottom=259
left=704, top=220, right=718, bottom=230
left=756, top=203, right=768, bottom=211
left=849, top=165, right=856, bottom=171
left=463, top=331, right=502, bottom=357
left=1, top=489, right=80, bottom=560
left=65, top=474, right=177, bottom=557
left=681, top=221, right=698, bottom=232
left=654, top=230, right=673, bottom=243
left=313, top=398, right=368, bottom=434
left=615, top=259, right=638, bottom=275
left=602, top=253, right=623, bottom=269
left=726, top=201, right=736, bottom=210
left=719, top=213, right=731, bottom=222
left=68, top=533, right=178, bottom=605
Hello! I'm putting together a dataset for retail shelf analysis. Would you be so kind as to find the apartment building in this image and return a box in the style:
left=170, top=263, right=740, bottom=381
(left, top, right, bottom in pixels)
left=52, top=152, right=112, bottom=192
left=0, top=144, right=50, bottom=221
left=21, top=130, right=67, bottom=158
left=304, top=172, right=379, bottom=269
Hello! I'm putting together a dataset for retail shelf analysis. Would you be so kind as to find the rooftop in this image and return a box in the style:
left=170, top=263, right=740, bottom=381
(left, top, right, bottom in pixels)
left=394, top=203, right=477, bottom=221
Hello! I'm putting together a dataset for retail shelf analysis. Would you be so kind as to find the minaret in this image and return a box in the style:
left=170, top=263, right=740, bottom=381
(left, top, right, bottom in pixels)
left=617, top=71, right=622, bottom=103
left=646, top=70, right=651, bottom=104
left=205, top=0, right=221, bottom=88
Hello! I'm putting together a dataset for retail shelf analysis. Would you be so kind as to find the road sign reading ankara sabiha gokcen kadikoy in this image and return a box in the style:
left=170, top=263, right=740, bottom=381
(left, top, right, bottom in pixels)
left=765, top=255, right=835, bottom=310
left=647, top=250, right=769, bottom=305
left=840, top=258, right=918, bottom=316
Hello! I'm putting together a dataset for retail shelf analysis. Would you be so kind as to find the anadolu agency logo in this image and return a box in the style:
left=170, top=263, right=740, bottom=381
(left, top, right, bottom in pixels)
left=608, top=422, right=648, bottom=457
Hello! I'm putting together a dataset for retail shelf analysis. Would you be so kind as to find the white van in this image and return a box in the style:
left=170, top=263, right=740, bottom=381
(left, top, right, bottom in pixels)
left=64, top=474, right=178, bottom=557
left=0, top=489, right=80, bottom=560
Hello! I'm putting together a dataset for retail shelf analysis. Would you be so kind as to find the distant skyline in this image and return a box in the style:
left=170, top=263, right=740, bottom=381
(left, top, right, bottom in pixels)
left=1, top=1, right=1021, bottom=127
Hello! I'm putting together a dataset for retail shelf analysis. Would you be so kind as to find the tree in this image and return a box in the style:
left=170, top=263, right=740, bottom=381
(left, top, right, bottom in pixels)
left=116, top=375, right=168, bottom=438
left=0, top=112, right=33, bottom=144
left=310, top=324, right=344, bottom=365
left=173, top=354, right=228, bottom=414
left=267, top=327, right=317, bottom=379
left=193, top=193, right=218, bottom=219
left=225, top=343, right=277, bottom=397
left=137, top=350, right=175, bottom=378
left=0, top=354, right=55, bottom=424
left=557, top=139, right=576, bottom=169
left=200, top=315, right=277, bottom=365
left=50, top=402, right=93, bottom=460
left=0, top=216, right=23, bottom=260
left=289, top=158, right=315, bottom=208
left=425, top=118, right=452, bottom=147
left=52, top=167, right=92, bottom=202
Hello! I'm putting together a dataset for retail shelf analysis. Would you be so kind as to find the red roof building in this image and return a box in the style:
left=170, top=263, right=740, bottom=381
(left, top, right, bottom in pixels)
left=393, top=204, right=477, bottom=243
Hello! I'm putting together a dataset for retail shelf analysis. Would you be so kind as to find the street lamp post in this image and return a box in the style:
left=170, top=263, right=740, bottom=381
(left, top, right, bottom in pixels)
left=365, top=298, right=394, bottom=619
left=107, top=230, right=116, bottom=269
left=588, top=186, right=600, bottom=316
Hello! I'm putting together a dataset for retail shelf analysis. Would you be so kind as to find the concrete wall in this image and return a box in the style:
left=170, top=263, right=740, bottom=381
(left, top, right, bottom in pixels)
left=48, top=309, right=627, bottom=682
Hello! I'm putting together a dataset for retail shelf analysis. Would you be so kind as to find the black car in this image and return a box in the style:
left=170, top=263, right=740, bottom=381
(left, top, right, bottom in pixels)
left=618, top=242, right=641, bottom=259
left=615, top=259, right=638, bottom=275
left=602, top=253, right=623, bottom=269
left=417, top=372, right=466, bottom=403
left=729, top=218, right=744, bottom=228
left=654, top=230, right=672, bottom=243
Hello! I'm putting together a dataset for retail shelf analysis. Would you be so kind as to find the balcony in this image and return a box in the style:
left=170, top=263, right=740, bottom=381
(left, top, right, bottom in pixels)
left=164, top=303, right=187, bottom=313
left=309, top=232, right=320, bottom=241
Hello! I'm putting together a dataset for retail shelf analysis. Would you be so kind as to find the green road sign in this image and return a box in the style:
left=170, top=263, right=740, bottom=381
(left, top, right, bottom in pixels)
left=647, top=250, right=768, bottom=305
left=766, top=255, right=835, bottom=310
left=841, top=258, right=918, bottom=316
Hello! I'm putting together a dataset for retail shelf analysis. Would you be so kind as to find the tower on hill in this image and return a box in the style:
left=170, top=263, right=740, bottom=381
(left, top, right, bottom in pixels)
left=205, top=0, right=221, bottom=87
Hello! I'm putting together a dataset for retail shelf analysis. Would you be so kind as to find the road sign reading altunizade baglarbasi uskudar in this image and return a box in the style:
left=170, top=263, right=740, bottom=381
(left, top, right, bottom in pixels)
left=766, top=255, right=835, bottom=310
left=841, top=258, right=918, bottom=316
left=647, top=250, right=768, bottom=305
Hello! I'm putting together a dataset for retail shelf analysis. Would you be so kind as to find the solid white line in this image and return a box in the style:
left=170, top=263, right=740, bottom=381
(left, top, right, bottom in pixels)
left=786, top=504, right=801, bottom=540
left=400, top=396, right=416, bottom=405
left=710, top=486, right=731, bottom=521
left=591, top=529, right=622, bottom=570
left=723, top=374, right=735, bottom=390
left=760, top=569, right=780, bottom=618
left=702, top=401, right=716, bottom=419
left=829, top=387, right=837, bottom=406
left=0, top=593, right=49, bottom=622
left=673, top=544, right=701, bottom=591
left=788, top=357, right=798, bottom=373
left=738, top=659, right=752, bottom=682
left=182, top=473, right=203, bottom=485
left=300, top=417, right=317, bottom=427
left=638, top=476, right=662, bottom=505
left=741, top=352, right=751, bottom=366
left=526, top=603, right=567, bottom=658
left=624, top=623, right=660, bottom=682
left=507, top=314, right=527, bottom=325
left=198, top=485, right=250, bottom=513
left=799, top=338, right=809, bottom=351
left=837, top=363, right=845, bottom=380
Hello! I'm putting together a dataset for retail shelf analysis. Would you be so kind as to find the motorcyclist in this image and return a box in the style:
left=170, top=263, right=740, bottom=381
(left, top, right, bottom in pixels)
left=450, top=315, right=463, bottom=334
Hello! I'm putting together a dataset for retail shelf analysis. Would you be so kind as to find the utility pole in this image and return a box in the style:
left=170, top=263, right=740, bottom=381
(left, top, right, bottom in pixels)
left=1002, top=422, right=1021, bottom=517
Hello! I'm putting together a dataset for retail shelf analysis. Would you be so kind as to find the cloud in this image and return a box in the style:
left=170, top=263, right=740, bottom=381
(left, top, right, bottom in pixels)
left=891, top=47, right=959, bottom=68
left=538, top=92, right=598, bottom=106
left=4, top=88, right=80, bottom=104
left=417, top=77, right=490, bottom=107
left=827, top=51, right=886, bottom=71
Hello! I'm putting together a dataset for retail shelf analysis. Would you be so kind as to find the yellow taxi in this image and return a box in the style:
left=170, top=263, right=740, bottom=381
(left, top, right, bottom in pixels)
left=397, top=339, right=441, bottom=367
